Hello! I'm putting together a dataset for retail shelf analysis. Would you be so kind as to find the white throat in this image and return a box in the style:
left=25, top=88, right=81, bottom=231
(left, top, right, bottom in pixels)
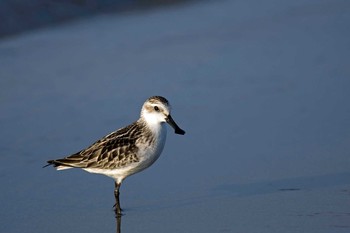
left=142, top=112, right=166, bottom=135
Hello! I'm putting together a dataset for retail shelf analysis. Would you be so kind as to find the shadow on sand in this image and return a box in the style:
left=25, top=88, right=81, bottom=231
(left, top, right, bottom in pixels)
left=214, top=172, right=350, bottom=197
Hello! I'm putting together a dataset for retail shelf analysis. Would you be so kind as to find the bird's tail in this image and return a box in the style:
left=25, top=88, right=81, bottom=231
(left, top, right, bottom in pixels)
left=43, top=159, right=75, bottom=170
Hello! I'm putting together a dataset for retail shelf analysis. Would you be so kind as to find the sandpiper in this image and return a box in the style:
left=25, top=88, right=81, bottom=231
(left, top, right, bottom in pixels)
left=45, top=96, right=185, bottom=215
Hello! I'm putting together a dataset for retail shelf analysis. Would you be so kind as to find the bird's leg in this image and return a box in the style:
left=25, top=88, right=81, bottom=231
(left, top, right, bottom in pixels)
left=114, top=181, right=122, bottom=216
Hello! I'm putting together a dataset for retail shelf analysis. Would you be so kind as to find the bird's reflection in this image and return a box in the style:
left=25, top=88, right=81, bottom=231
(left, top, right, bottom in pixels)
left=115, top=214, right=122, bottom=233
left=114, top=208, right=122, bottom=233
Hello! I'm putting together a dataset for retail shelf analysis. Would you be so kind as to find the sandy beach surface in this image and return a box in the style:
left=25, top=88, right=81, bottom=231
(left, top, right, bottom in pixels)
left=1, top=0, right=350, bottom=232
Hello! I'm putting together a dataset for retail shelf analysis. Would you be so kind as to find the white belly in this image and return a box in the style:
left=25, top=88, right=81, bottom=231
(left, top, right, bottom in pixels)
left=84, top=124, right=167, bottom=183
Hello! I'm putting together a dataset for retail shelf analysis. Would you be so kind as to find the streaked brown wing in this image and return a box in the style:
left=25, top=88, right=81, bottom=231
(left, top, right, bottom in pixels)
left=47, top=122, right=143, bottom=169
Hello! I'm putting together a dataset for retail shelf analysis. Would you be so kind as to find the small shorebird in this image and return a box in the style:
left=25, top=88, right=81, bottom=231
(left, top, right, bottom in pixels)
left=45, top=96, right=185, bottom=215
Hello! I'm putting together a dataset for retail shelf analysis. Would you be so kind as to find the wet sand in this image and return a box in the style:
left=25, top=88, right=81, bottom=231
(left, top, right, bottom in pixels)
left=1, top=0, right=350, bottom=232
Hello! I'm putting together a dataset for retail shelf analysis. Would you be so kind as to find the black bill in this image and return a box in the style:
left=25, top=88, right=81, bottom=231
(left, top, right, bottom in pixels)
left=166, top=115, right=185, bottom=135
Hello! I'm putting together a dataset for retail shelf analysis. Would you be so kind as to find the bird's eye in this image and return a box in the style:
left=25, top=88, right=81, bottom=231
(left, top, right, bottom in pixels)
left=154, top=106, right=160, bottom=112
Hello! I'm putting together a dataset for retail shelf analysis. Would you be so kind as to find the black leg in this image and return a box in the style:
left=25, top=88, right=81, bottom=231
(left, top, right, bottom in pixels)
left=114, top=181, right=122, bottom=216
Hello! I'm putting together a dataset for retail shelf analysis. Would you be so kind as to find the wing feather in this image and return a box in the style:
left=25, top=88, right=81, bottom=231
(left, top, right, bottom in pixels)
left=47, top=122, right=144, bottom=169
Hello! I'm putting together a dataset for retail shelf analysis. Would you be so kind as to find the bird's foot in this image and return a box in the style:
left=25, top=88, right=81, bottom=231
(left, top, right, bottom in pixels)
left=113, top=203, right=123, bottom=216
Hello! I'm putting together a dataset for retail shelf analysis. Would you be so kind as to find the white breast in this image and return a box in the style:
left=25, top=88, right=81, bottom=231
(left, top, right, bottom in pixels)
left=137, top=123, right=167, bottom=170
left=84, top=123, right=168, bottom=183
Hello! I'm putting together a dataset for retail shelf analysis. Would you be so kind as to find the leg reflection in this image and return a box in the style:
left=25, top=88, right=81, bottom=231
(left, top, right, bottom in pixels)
left=115, top=212, right=122, bottom=233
